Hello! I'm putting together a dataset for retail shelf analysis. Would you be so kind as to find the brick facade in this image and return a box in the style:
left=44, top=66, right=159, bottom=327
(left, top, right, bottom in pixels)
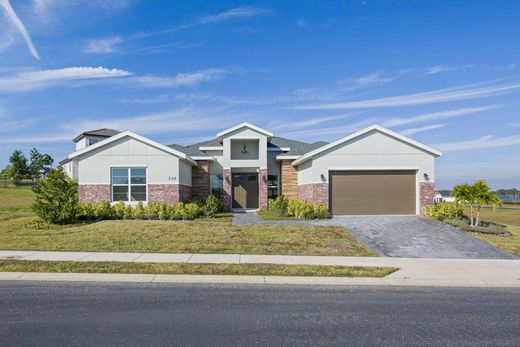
left=259, top=168, right=268, bottom=210
left=223, top=168, right=232, bottom=211
left=192, top=160, right=210, bottom=199
left=280, top=160, right=298, bottom=198
left=79, top=184, right=110, bottom=203
left=419, top=182, right=436, bottom=213
left=298, top=183, right=329, bottom=206
left=148, top=184, right=192, bottom=203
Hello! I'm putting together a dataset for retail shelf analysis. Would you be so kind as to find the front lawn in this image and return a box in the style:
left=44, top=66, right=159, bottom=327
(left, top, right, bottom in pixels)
left=464, top=206, right=520, bottom=227
left=0, top=188, right=376, bottom=256
left=0, top=260, right=395, bottom=277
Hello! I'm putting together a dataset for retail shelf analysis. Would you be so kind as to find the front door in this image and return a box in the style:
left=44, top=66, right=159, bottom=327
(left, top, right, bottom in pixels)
left=232, top=173, right=259, bottom=208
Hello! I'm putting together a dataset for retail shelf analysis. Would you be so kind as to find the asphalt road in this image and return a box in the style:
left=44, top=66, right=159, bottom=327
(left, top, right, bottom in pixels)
left=1, top=282, right=520, bottom=346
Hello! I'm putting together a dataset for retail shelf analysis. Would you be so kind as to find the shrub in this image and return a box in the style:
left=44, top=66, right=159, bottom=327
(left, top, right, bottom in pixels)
left=78, top=203, right=96, bottom=220
left=145, top=202, right=161, bottom=219
left=157, top=203, right=170, bottom=220
left=132, top=202, right=146, bottom=219
left=202, top=195, right=222, bottom=217
left=113, top=201, right=126, bottom=219
left=32, top=168, right=79, bottom=224
left=95, top=201, right=113, bottom=219
left=312, top=203, right=331, bottom=219
left=269, top=196, right=289, bottom=216
left=124, top=204, right=133, bottom=219
left=184, top=202, right=201, bottom=220
left=424, top=202, right=463, bottom=220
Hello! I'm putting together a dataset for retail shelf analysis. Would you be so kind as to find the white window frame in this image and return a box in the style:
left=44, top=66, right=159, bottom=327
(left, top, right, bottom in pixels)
left=111, top=167, right=147, bottom=203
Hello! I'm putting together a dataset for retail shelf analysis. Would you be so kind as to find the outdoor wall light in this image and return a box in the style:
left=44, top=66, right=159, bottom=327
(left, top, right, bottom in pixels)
left=320, top=174, right=327, bottom=182
left=262, top=175, right=267, bottom=183
left=424, top=173, right=430, bottom=182
left=241, top=143, right=249, bottom=155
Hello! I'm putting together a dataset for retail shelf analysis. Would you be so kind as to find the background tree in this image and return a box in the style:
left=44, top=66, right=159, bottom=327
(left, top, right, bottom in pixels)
left=29, top=148, right=44, bottom=181
left=8, top=149, right=28, bottom=184
left=42, top=153, right=54, bottom=168
left=32, top=167, right=79, bottom=224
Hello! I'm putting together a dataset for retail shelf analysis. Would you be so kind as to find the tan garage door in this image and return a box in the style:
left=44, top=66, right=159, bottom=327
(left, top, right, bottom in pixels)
left=330, top=170, right=416, bottom=215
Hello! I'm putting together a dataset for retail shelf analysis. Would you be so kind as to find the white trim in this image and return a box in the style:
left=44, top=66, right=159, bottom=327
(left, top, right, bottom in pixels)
left=276, top=155, right=299, bottom=160
left=111, top=167, right=148, bottom=204
left=68, top=130, right=197, bottom=165
left=327, top=166, right=419, bottom=171
left=267, top=147, right=290, bottom=152
left=199, top=146, right=223, bottom=151
left=292, top=124, right=442, bottom=166
left=216, top=122, right=273, bottom=139
left=191, top=156, right=215, bottom=161
left=109, top=164, right=148, bottom=168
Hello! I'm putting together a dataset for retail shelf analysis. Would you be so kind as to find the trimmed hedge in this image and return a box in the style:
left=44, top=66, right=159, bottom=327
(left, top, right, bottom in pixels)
left=78, top=195, right=223, bottom=221
left=268, top=196, right=330, bottom=219
left=423, top=202, right=463, bottom=220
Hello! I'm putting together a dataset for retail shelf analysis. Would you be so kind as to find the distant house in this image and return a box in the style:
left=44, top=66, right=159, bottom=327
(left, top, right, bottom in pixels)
left=60, top=123, right=442, bottom=215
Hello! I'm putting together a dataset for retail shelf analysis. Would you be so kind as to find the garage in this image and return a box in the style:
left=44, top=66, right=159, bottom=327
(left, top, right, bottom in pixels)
left=329, top=170, right=417, bottom=215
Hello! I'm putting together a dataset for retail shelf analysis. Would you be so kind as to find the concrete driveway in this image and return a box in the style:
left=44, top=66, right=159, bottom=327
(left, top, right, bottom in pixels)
left=327, top=215, right=516, bottom=259
left=233, top=213, right=516, bottom=259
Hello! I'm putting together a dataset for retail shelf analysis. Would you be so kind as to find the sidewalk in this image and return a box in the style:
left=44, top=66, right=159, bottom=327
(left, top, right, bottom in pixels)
left=1, top=250, right=520, bottom=287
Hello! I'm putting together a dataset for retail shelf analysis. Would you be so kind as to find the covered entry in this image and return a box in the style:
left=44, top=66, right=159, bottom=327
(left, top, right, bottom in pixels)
left=232, top=173, right=259, bottom=209
left=329, top=170, right=416, bottom=215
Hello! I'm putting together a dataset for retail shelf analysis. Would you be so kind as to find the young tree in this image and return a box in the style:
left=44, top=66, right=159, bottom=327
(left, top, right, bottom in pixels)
left=29, top=148, right=44, bottom=181
left=32, top=167, right=79, bottom=224
left=8, top=149, right=28, bottom=184
left=453, top=180, right=501, bottom=227
left=42, top=153, right=54, bottom=168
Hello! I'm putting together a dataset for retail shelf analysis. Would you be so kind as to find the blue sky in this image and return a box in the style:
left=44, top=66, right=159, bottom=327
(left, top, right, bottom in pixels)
left=0, top=0, right=519, bottom=189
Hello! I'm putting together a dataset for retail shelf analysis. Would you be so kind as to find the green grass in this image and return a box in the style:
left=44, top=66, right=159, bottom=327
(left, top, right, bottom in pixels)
left=0, top=259, right=396, bottom=277
left=0, top=188, right=376, bottom=257
left=257, top=210, right=299, bottom=221
left=464, top=206, right=520, bottom=227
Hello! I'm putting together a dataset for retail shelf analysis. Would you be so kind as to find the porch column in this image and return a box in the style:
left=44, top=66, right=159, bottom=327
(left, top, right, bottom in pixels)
left=223, top=168, right=232, bottom=211
left=259, top=167, right=268, bottom=210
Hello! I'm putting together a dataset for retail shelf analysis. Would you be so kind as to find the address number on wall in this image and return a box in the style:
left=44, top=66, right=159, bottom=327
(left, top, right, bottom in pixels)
left=168, top=176, right=177, bottom=181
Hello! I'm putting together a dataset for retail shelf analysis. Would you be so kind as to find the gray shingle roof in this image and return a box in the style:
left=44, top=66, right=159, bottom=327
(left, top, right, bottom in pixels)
left=73, top=128, right=120, bottom=142
left=278, top=141, right=329, bottom=157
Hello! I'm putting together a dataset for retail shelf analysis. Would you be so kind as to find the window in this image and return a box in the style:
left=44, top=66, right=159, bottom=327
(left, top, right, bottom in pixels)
left=268, top=175, right=279, bottom=199
left=111, top=167, right=147, bottom=202
left=210, top=174, right=224, bottom=198
left=88, top=138, right=99, bottom=146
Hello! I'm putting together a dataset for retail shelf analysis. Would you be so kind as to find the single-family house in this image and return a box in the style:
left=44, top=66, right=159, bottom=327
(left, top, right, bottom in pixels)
left=60, top=122, right=441, bottom=215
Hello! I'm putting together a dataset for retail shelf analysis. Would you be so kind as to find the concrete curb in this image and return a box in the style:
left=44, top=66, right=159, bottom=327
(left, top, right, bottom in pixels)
left=1, top=272, right=520, bottom=287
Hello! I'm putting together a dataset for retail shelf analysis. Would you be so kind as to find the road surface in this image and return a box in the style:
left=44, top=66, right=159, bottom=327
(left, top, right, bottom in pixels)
left=1, top=282, right=519, bottom=346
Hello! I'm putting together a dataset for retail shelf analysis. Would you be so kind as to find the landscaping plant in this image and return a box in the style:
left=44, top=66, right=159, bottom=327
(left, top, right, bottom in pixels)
left=32, top=168, right=79, bottom=224
left=452, top=179, right=501, bottom=227
left=423, top=202, right=464, bottom=220
left=269, top=196, right=330, bottom=219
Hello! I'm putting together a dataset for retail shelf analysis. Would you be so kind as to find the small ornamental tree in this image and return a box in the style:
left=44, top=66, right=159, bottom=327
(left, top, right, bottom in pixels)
left=32, top=168, right=79, bottom=224
left=452, top=179, right=501, bottom=227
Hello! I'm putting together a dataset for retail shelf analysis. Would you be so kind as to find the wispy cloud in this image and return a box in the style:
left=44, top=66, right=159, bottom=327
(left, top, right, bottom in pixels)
left=295, top=19, right=307, bottom=28
left=0, top=0, right=40, bottom=59
left=0, top=66, right=132, bottom=92
left=435, top=134, right=520, bottom=152
left=128, top=68, right=243, bottom=88
left=267, top=114, right=354, bottom=132
left=291, top=82, right=520, bottom=110
left=0, top=132, right=73, bottom=144
left=279, top=118, right=378, bottom=140
left=83, top=36, right=122, bottom=54
left=382, top=105, right=497, bottom=127
left=400, top=124, right=446, bottom=136
left=198, top=6, right=273, bottom=24
left=424, top=64, right=476, bottom=75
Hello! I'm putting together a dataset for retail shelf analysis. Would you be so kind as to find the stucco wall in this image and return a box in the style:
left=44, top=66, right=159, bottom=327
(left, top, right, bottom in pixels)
left=222, top=127, right=268, bottom=168
left=76, top=136, right=187, bottom=186
left=297, top=131, right=435, bottom=185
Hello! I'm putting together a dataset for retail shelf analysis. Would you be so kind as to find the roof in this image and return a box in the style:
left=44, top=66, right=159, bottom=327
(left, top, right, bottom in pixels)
left=292, top=124, right=442, bottom=166
left=68, top=131, right=197, bottom=165
left=216, top=122, right=273, bottom=139
left=73, top=128, right=120, bottom=142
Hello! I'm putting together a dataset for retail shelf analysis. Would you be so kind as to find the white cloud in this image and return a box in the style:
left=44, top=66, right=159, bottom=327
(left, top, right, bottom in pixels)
left=424, top=64, right=475, bottom=75
left=400, top=124, right=446, bottom=136
left=268, top=114, right=354, bottom=131
left=279, top=118, right=378, bottom=140
left=129, top=68, right=241, bottom=88
left=382, top=105, right=497, bottom=127
left=0, top=132, right=73, bottom=144
left=296, top=19, right=307, bottom=28
left=198, top=6, right=273, bottom=24
left=0, top=0, right=40, bottom=59
left=292, top=82, right=520, bottom=110
left=0, top=66, right=132, bottom=92
left=83, top=36, right=122, bottom=54
left=510, top=122, right=520, bottom=128
left=435, top=134, right=520, bottom=152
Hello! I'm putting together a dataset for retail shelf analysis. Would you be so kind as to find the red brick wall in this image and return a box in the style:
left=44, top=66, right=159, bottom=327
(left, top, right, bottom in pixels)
left=223, top=168, right=232, bottom=211
left=79, top=184, right=110, bottom=203
left=148, top=184, right=192, bottom=204
left=259, top=168, right=268, bottom=210
left=298, top=183, right=329, bottom=206
left=420, top=182, right=435, bottom=213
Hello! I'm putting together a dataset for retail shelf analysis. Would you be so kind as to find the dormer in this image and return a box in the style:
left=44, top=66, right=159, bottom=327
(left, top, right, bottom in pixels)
left=73, top=128, right=120, bottom=151
left=217, top=123, right=273, bottom=168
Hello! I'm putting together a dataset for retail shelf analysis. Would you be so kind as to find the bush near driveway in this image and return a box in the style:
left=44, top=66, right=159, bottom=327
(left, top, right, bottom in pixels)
left=268, top=196, right=330, bottom=219
left=424, top=202, right=464, bottom=220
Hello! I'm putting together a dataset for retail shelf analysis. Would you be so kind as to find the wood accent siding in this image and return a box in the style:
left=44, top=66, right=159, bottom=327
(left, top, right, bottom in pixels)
left=192, top=160, right=210, bottom=199
left=280, top=160, right=298, bottom=198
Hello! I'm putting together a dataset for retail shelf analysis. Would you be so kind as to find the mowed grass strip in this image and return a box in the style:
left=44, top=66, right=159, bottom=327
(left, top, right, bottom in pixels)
left=0, top=189, right=376, bottom=256
left=469, top=225, right=520, bottom=257
left=464, top=206, right=520, bottom=227
left=0, top=259, right=396, bottom=277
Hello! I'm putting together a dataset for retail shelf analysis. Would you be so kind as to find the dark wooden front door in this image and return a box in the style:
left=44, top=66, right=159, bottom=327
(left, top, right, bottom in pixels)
left=232, top=173, right=259, bottom=208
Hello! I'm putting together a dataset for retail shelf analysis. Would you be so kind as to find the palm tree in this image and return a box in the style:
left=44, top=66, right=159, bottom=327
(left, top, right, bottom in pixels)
left=453, top=180, right=501, bottom=227
left=453, top=183, right=477, bottom=226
